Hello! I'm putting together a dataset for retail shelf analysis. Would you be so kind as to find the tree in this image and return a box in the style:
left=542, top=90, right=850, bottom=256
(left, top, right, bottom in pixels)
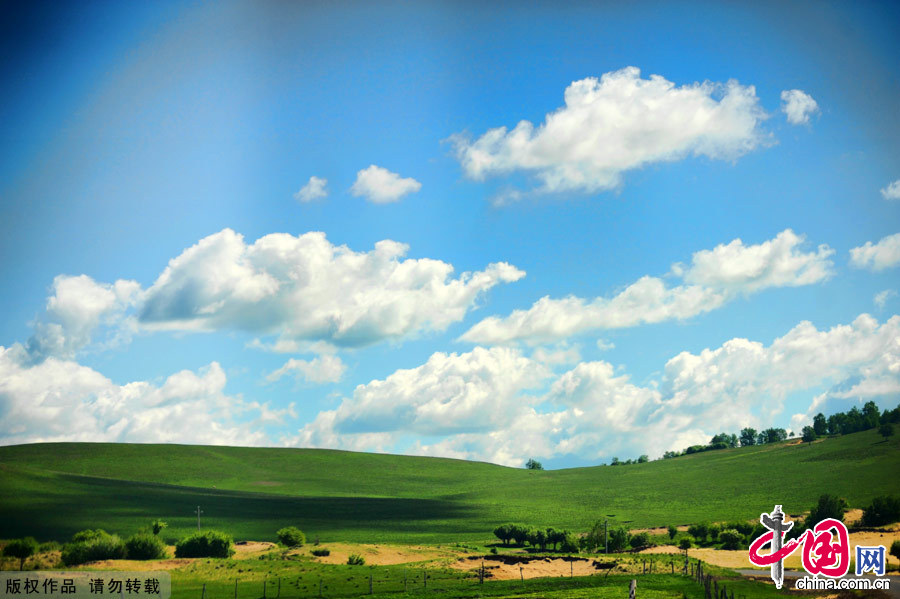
left=510, top=524, right=529, bottom=546
left=739, top=428, right=757, bottom=447
left=667, top=525, right=677, bottom=540
left=125, top=533, right=167, bottom=560
left=879, top=423, right=894, bottom=441
left=276, top=527, right=306, bottom=548
left=813, top=413, right=827, bottom=435
left=891, top=540, right=900, bottom=564
left=801, top=426, right=816, bottom=444
left=861, top=496, right=900, bottom=527
left=807, top=494, right=848, bottom=526
left=718, top=529, right=742, bottom=550
left=863, top=401, right=881, bottom=429
left=607, top=527, right=630, bottom=553
left=493, top=524, right=513, bottom=546
left=151, top=519, right=167, bottom=536
left=174, top=530, right=234, bottom=558
left=3, top=537, right=37, bottom=571
left=637, top=454, right=649, bottom=463
left=687, top=523, right=708, bottom=543
left=559, top=532, right=579, bottom=553
left=525, top=458, right=544, bottom=470
left=580, top=521, right=607, bottom=553
left=679, top=537, right=693, bottom=552
left=610, top=457, right=620, bottom=465
left=629, top=532, right=650, bottom=549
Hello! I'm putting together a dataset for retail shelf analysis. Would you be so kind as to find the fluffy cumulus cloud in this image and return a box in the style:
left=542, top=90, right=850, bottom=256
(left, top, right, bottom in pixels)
left=294, top=176, right=328, bottom=202
left=138, top=228, right=524, bottom=347
left=0, top=346, right=277, bottom=446
left=882, top=180, right=900, bottom=201
left=290, top=314, right=900, bottom=466
left=266, top=354, right=347, bottom=384
left=849, top=233, right=900, bottom=271
left=350, top=165, right=421, bottom=203
left=294, top=347, right=550, bottom=446
left=450, top=67, right=769, bottom=193
left=462, top=229, right=833, bottom=344
left=26, top=275, right=140, bottom=362
left=780, top=89, right=819, bottom=125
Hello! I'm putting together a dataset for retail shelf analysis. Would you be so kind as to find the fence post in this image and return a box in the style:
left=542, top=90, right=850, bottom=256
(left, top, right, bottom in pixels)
left=570, top=560, right=573, bottom=578
left=318, top=578, right=322, bottom=598
left=368, top=574, right=372, bottom=595
left=262, top=577, right=266, bottom=599
left=629, top=579, right=636, bottom=599
left=200, top=584, right=205, bottom=599
left=404, top=569, right=407, bottom=592
left=423, top=570, right=427, bottom=590
left=277, top=577, right=280, bottom=599
left=481, top=562, right=485, bottom=584
left=233, top=578, right=237, bottom=599
left=519, top=566, right=524, bottom=584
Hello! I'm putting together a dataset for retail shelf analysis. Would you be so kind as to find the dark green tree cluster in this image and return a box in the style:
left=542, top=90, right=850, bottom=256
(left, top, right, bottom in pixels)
left=860, top=495, right=900, bottom=527
left=525, top=458, right=544, bottom=470
left=493, top=524, right=577, bottom=552
left=824, top=401, right=900, bottom=435
left=174, top=530, right=234, bottom=558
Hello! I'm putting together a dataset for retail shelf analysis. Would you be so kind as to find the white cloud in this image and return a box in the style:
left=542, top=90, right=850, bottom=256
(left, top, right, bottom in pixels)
left=881, top=180, right=900, bottom=201
left=676, top=229, right=834, bottom=292
left=849, top=233, right=900, bottom=271
left=138, top=228, right=524, bottom=347
left=350, top=165, right=421, bottom=203
left=0, top=347, right=276, bottom=446
left=26, top=275, right=140, bottom=362
left=875, top=289, right=897, bottom=309
left=292, top=347, right=550, bottom=452
left=291, top=314, right=899, bottom=466
left=780, top=89, right=819, bottom=125
left=266, top=355, right=346, bottom=384
left=450, top=67, right=769, bottom=193
left=294, top=176, right=328, bottom=202
left=462, top=229, right=833, bottom=344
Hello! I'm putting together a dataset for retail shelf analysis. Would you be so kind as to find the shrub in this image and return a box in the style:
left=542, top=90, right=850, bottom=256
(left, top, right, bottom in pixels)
left=607, top=527, right=629, bottom=553
left=559, top=533, right=580, bottom=553
left=667, top=525, right=677, bottom=539
left=687, top=523, right=708, bottom=542
left=891, top=540, right=900, bottom=563
left=150, top=520, right=167, bottom=536
left=807, top=494, right=847, bottom=526
left=629, top=533, right=650, bottom=549
left=276, top=527, right=306, bottom=548
left=347, top=554, right=365, bottom=566
left=707, top=524, right=721, bottom=542
left=174, top=531, right=234, bottom=558
left=718, top=529, right=742, bottom=550
left=38, top=541, right=61, bottom=553
left=679, top=537, right=693, bottom=551
left=3, top=537, right=38, bottom=570
left=861, top=496, right=900, bottom=527
left=310, top=548, right=330, bottom=557
left=62, top=531, right=126, bottom=566
left=490, top=547, right=498, bottom=554
left=125, top=533, right=167, bottom=560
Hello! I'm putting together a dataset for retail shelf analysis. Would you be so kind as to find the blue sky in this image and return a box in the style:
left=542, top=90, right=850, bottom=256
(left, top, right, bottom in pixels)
left=1, top=0, right=898, bottom=468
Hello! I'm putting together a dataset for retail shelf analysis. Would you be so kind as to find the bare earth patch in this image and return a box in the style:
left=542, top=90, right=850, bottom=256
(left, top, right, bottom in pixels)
left=291, top=543, right=458, bottom=566
left=449, top=556, right=609, bottom=580
left=233, top=541, right=277, bottom=559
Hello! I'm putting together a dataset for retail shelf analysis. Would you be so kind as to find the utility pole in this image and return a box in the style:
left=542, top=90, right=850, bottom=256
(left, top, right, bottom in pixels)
left=604, top=519, right=608, bottom=554
left=196, top=506, right=203, bottom=531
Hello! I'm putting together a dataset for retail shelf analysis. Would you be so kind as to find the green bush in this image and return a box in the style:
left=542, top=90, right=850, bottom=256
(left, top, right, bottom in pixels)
left=62, top=531, right=126, bottom=566
left=38, top=541, right=61, bottom=553
left=310, top=548, right=330, bottom=557
left=679, top=537, right=693, bottom=551
left=347, top=553, right=365, bottom=566
left=629, top=532, right=650, bottom=549
left=667, top=525, right=677, bottom=539
left=891, top=540, right=900, bottom=563
left=276, top=527, right=306, bottom=548
left=607, top=527, right=629, bottom=553
left=125, top=533, right=168, bottom=560
left=559, top=532, right=580, bottom=553
left=174, top=531, right=234, bottom=558
left=718, top=529, right=742, bottom=550
left=3, top=537, right=38, bottom=570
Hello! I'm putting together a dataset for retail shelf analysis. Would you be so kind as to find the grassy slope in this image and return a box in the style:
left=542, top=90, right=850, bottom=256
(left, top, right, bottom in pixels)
left=1, top=429, right=898, bottom=543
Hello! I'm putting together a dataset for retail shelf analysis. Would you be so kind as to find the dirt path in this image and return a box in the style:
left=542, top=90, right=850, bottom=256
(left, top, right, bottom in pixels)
left=449, top=555, right=615, bottom=580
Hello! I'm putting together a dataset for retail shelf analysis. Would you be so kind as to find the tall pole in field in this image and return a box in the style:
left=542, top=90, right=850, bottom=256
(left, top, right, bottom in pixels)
left=196, top=506, right=203, bottom=531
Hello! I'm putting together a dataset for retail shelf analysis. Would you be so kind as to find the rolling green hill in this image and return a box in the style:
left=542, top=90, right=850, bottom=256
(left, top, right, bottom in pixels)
left=1, top=429, right=898, bottom=544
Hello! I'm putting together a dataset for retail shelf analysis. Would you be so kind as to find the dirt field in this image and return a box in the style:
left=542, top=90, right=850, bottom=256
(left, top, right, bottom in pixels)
left=292, top=543, right=460, bottom=566
left=640, top=528, right=900, bottom=570
left=449, top=555, right=615, bottom=580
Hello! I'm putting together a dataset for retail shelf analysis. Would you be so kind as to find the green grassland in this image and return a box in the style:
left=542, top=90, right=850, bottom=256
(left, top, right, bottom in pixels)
left=1, top=429, right=898, bottom=544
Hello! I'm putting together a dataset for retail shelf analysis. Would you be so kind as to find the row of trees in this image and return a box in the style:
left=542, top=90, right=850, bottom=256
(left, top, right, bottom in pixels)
left=492, top=524, right=578, bottom=552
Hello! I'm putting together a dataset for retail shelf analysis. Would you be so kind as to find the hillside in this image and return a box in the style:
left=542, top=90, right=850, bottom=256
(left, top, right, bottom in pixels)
left=1, top=429, right=898, bottom=544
